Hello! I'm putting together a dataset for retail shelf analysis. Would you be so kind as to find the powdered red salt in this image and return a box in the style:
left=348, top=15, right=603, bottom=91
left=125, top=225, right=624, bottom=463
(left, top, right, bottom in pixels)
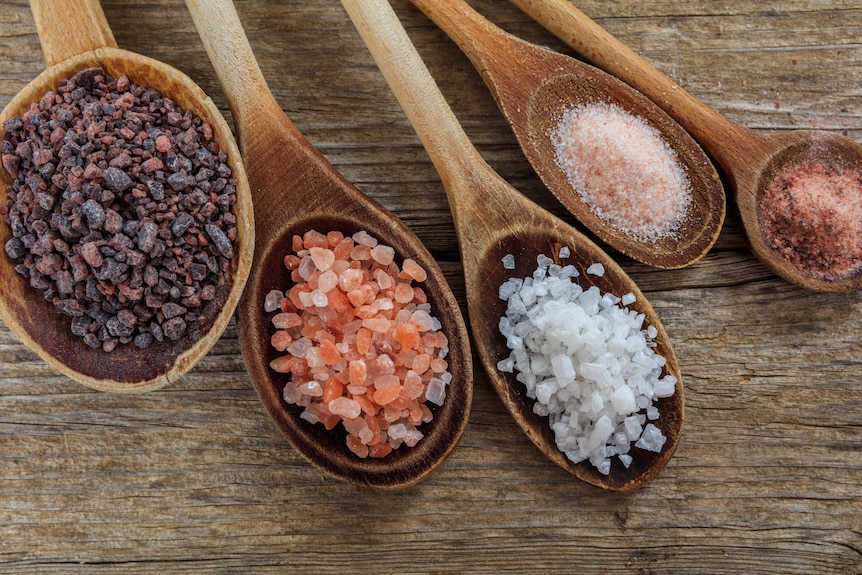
left=551, top=102, right=692, bottom=242
left=266, top=229, right=452, bottom=458
left=761, top=162, right=862, bottom=279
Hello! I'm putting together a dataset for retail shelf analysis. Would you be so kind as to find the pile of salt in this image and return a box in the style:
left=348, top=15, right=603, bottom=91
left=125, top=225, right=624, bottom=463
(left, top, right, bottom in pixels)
left=496, top=251, right=675, bottom=474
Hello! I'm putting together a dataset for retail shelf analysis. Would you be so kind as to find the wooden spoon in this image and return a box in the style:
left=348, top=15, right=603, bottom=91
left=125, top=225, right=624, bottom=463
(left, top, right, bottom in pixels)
left=184, top=0, right=472, bottom=489
left=404, top=0, right=725, bottom=270
left=0, top=0, right=254, bottom=392
left=509, top=0, right=862, bottom=292
left=341, top=0, right=683, bottom=491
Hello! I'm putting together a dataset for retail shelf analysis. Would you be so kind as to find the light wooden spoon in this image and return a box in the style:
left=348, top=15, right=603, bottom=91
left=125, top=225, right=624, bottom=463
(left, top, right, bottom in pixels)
left=341, top=0, right=683, bottom=491
left=405, top=0, right=725, bottom=270
left=0, top=0, right=254, bottom=392
left=510, top=0, right=862, bottom=292
left=184, top=0, right=472, bottom=489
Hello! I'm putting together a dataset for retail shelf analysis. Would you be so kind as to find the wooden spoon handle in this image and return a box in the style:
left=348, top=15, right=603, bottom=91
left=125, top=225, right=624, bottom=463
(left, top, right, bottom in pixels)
left=339, top=0, right=489, bottom=220
left=408, top=0, right=528, bottom=82
left=29, top=0, right=117, bottom=67
left=184, top=0, right=283, bottom=141
left=508, top=0, right=765, bottom=164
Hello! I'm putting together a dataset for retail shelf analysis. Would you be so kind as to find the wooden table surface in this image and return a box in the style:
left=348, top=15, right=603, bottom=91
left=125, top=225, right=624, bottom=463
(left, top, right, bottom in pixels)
left=1, top=1, right=860, bottom=573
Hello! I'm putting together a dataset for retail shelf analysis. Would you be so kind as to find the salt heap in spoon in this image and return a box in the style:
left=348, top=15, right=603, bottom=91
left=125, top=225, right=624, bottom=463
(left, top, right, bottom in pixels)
left=496, top=250, right=676, bottom=474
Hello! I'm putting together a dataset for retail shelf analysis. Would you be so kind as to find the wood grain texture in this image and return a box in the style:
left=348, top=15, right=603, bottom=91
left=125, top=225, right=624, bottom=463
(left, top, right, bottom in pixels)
left=0, top=0, right=860, bottom=573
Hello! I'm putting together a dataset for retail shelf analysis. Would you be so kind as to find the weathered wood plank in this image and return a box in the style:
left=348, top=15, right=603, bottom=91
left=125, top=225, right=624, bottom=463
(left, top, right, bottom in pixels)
left=0, top=0, right=859, bottom=573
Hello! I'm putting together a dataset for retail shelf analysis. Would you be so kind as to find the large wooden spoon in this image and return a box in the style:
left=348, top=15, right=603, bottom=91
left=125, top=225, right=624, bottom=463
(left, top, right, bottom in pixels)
left=405, top=0, right=725, bottom=270
left=341, top=0, right=683, bottom=490
left=184, top=0, right=472, bottom=489
left=510, top=0, right=862, bottom=292
left=0, top=0, right=254, bottom=392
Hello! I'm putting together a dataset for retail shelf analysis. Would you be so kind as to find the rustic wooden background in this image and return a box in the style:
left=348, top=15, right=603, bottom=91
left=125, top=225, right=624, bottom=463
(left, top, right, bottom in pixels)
left=1, top=0, right=860, bottom=573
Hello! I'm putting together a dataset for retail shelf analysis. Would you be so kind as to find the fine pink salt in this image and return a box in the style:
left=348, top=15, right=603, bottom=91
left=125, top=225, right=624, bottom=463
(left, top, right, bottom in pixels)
left=267, top=229, right=451, bottom=458
left=551, top=102, right=692, bottom=242
left=761, top=162, right=862, bottom=278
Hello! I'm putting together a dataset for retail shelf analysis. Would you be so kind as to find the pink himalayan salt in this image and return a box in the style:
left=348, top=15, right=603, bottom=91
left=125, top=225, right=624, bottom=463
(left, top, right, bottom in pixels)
left=267, top=229, right=450, bottom=458
left=761, top=162, right=862, bottom=279
left=552, top=102, right=692, bottom=242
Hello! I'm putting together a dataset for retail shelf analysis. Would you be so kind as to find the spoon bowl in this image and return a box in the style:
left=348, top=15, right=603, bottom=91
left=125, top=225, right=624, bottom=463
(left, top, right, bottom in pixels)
left=510, top=0, right=862, bottom=291
left=0, top=0, right=253, bottom=391
left=405, top=0, right=725, bottom=270
left=185, top=0, right=472, bottom=489
left=341, top=0, right=683, bottom=490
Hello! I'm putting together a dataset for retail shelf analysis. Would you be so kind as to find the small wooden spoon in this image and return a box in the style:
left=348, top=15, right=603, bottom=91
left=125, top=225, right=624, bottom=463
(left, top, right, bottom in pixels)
left=404, top=0, right=725, bottom=270
left=510, top=0, right=862, bottom=292
left=0, top=0, right=254, bottom=392
left=184, top=0, right=472, bottom=489
left=341, top=0, right=683, bottom=490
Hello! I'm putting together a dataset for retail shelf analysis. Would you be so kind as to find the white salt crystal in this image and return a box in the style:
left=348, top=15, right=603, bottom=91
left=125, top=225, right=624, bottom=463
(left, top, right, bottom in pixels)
left=635, top=423, right=667, bottom=452
left=388, top=423, right=407, bottom=439
left=586, top=263, right=605, bottom=276
left=559, top=246, right=571, bottom=259
left=299, top=410, right=319, bottom=424
left=588, top=415, right=614, bottom=451
left=621, top=292, right=636, bottom=306
left=495, top=252, right=674, bottom=473
left=264, top=289, right=285, bottom=312
left=502, top=253, right=516, bottom=269
left=623, top=415, right=643, bottom=441
left=551, top=353, right=576, bottom=385
left=404, top=427, right=424, bottom=448
left=287, top=337, right=313, bottom=358
left=537, top=254, right=554, bottom=267
left=611, top=384, right=636, bottom=414
left=425, top=378, right=447, bottom=406
left=283, top=384, right=302, bottom=404
left=310, top=289, right=329, bottom=308
left=654, top=375, right=677, bottom=398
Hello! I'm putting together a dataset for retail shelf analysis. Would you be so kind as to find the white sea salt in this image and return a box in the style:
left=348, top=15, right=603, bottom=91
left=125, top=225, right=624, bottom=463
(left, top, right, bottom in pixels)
left=496, top=253, right=674, bottom=474
left=502, top=253, right=516, bottom=269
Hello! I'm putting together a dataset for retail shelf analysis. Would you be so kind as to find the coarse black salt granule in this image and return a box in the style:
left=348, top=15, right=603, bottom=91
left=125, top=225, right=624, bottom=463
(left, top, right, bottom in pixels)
left=1, top=67, right=238, bottom=352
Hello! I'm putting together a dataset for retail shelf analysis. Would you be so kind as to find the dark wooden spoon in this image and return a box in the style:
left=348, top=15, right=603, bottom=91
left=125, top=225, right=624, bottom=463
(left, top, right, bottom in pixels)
left=184, top=0, right=473, bottom=489
left=0, top=0, right=254, bottom=391
left=341, top=0, right=683, bottom=490
left=405, top=0, right=725, bottom=270
left=511, top=0, right=862, bottom=292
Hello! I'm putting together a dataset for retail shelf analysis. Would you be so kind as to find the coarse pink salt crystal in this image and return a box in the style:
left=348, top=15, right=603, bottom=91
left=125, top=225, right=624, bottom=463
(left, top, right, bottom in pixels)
left=271, top=330, right=292, bottom=352
left=303, top=229, right=329, bottom=249
left=349, top=359, right=368, bottom=386
left=374, top=268, right=394, bottom=290
left=371, top=244, right=396, bottom=265
left=362, top=316, right=392, bottom=333
left=401, top=258, right=427, bottom=282
left=353, top=230, right=378, bottom=247
left=317, top=270, right=338, bottom=293
left=272, top=312, right=302, bottom=329
left=551, top=102, right=691, bottom=242
left=309, top=247, right=335, bottom=271
left=330, top=397, right=362, bottom=419
left=410, top=309, right=434, bottom=331
left=412, top=353, right=431, bottom=373
left=351, top=244, right=372, bottom=260
left=338, top=268, right=364, bottom=292
left=264, top=229, right=453, bottom=458
left=346, top=434, right=369, bottom=458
